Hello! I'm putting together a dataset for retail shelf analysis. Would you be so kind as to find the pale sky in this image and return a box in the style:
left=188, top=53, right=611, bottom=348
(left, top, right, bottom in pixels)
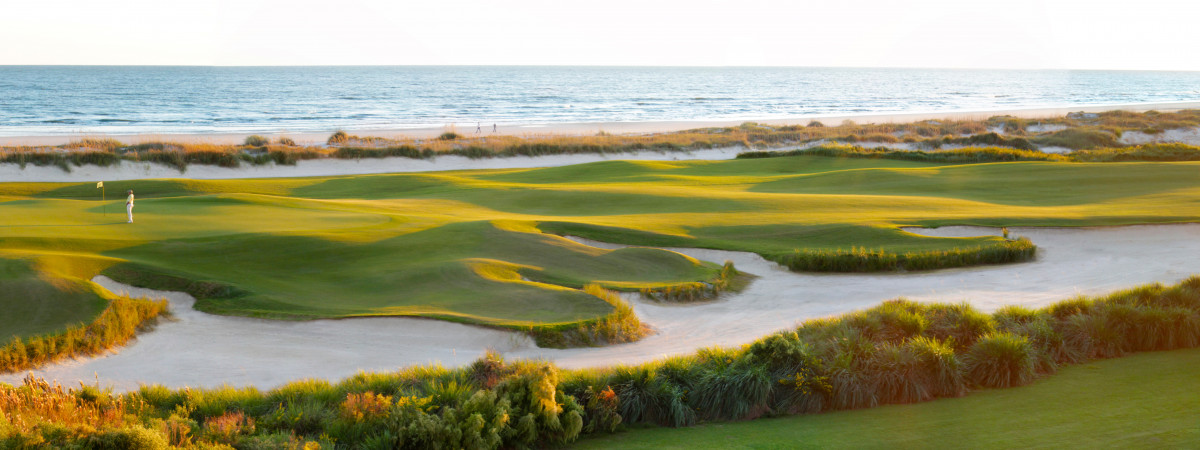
left=3, top=0, right=1199, bottom=70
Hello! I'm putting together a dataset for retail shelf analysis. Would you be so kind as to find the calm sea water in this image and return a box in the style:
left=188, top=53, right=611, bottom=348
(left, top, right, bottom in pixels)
left=1, top=66, right=1198, bottom=136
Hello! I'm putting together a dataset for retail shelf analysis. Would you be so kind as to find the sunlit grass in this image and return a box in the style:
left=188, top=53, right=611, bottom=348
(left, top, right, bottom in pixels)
left=2, top=153, right=1200, bottom=345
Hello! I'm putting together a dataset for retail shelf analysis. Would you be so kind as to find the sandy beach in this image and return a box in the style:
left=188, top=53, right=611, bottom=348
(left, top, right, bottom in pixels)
left=5, top=224, right=1198, bottom=391
left=4, top=100, right=1199, bottom=147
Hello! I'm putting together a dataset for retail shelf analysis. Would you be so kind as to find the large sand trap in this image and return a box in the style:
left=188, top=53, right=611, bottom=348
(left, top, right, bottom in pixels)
left=4, top=224, right=1199, bottom=391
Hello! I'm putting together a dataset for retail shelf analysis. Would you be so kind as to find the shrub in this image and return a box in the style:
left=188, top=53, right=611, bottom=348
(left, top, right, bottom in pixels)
left=438, top=132, right=461, bottom=141
left=275, top=137, right=296, bottom=146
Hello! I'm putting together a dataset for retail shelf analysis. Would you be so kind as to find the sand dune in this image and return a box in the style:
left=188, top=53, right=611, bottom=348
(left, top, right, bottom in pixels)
left=0, top=147, right=747, bottom=182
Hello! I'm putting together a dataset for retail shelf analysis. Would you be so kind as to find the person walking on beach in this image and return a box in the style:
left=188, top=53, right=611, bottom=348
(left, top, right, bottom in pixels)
left=125, top=189, right=135, bottom=223
left=476, top=122, right=482, bottom=135
left=492, top=123, right=497, bottom=133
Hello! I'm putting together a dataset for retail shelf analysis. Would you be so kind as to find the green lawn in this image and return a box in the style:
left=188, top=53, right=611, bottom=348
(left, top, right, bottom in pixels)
left=3, top=156, right=1200, bottom=332
left=0, top=257, right=107, bottom=340
left=575, top=347, right=1200, bottom=449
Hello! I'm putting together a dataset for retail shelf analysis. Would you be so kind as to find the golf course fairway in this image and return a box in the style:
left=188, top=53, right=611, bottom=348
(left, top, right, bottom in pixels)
left=2, top=155, right=1200, bottom=347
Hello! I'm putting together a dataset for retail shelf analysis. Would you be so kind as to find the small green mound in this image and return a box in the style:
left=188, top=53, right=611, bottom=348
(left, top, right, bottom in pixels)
left=0, top=258, right=107, bottom=339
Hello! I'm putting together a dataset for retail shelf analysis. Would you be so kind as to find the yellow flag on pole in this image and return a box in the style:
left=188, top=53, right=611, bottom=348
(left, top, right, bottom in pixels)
left=96, top=181, right=103, bottom=188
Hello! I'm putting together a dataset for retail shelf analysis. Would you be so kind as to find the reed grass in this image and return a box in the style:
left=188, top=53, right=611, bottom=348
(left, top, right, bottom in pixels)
left=769, top=238, right=1036, bottom=273
left=528, top=285, right=649, bottom=348
left=0, top=295, right=168, bottom=374
left=640, top=261, right=743, bottom=302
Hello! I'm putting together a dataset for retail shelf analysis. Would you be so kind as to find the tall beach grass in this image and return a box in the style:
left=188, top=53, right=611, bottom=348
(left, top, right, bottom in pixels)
left=4, top=109, right=1197, bottom=172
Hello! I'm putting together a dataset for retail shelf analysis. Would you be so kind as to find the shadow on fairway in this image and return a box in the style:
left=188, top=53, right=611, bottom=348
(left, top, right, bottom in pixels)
left=0, top=222, right=129, bottom=227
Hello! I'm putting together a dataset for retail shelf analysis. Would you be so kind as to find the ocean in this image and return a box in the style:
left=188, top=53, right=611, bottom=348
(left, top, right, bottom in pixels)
left=1, top=66, right=1198, bottom=136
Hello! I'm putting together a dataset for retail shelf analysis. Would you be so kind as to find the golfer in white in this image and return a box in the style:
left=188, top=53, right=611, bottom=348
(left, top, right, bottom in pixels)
left=126, top=190, right=135, bottom=223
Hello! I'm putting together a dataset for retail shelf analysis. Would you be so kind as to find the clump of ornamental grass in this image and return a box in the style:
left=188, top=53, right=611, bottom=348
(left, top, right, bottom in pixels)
left=924, top=302, right=996, bottom=351
left=607, top=365, right=696, bottom=428
left=963, top=332, right=1036, bottom=388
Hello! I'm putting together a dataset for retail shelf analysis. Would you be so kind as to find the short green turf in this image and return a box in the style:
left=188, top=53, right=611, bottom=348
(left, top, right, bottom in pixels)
left=573, top=347, right=1200, bottom=449
left=3, top=156, right=1200, bottom=333
left=0, top=258, right=107, bottom=339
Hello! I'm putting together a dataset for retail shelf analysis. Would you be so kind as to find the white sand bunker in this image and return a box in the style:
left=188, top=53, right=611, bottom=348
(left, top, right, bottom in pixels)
left=5, top=224, right=1200, bottom=391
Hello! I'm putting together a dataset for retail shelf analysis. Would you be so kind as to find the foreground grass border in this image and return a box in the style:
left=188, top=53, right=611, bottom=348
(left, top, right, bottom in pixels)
left=575, top=346, right=1200, bottom=449
left=3, top=276, right=1199, bottom=448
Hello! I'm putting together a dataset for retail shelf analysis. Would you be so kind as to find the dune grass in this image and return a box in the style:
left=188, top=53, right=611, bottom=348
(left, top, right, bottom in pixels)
left=3, top=154, right=1200, bottom=345
left=3, top=110, right=1198, bottom=173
